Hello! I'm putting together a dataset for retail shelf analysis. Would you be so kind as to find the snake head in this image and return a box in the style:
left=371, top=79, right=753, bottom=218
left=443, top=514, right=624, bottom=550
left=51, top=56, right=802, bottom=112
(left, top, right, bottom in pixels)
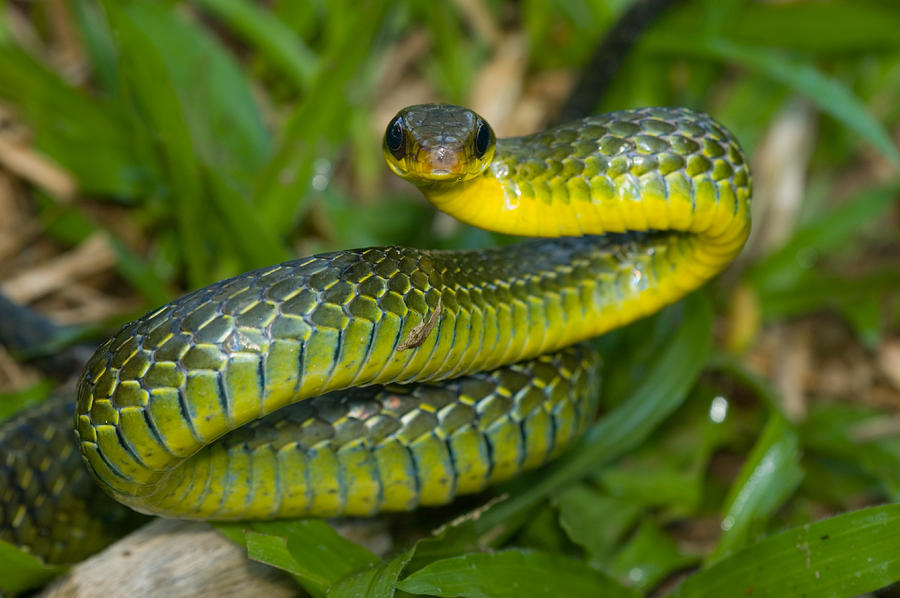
left=383, top=104, right=496, bottom=183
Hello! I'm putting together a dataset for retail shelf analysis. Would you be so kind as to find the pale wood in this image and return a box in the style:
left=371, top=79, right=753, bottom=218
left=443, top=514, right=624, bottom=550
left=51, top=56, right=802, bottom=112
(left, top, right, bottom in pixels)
left=39, top=519, right=298, bottom=598
left=38, top=517, right=394, bottom=598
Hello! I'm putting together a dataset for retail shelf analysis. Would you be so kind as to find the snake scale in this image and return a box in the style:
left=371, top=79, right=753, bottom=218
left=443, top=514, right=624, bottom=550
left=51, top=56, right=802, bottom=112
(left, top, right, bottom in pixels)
left=1, top=105, right=750, bottom=565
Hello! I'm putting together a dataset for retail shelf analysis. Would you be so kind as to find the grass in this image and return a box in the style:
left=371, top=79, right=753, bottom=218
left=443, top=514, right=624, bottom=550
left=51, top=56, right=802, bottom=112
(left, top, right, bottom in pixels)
left=1, top=0, right=899, bottom=596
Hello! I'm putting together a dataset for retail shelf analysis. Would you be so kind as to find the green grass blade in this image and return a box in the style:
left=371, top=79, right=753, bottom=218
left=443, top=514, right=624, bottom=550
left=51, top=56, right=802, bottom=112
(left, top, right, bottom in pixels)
left=801, top=403, right=900, bottom=500
left=644, top=37, right=900, bottom=171
left=0, top=381, right=53, bottom=423
left=206, top=175, right=291, bottom=268
left=753, top=269, right=900, bottom=324
left=397, top=549, right=640, bottom=598
left=0, top=540, right=66, bottom=594
left=655, top=1, right=900, bottom=53
left=709, top=412, right=803, bottom=563
left=732, top=1, right=900, bottom=53
left=101, top=1, right=208, bottom=288
left=105, top=241, right=171, bottom=308
left=0, top=4, right=8, bottom=42
left=252, top=0, right=388, bottom=234
left=122, top=1, right=271, bottom=192
left=417, top=1, right=473, bottom=102
left=0, top=45, right=153, bottom=197
left=747, top=184, right=899, bottom=294
left=673, top=504, right=900, bottom=598
left=192, top=0, right=316, bottom=91
left=68, top=0, right=118, bottom=91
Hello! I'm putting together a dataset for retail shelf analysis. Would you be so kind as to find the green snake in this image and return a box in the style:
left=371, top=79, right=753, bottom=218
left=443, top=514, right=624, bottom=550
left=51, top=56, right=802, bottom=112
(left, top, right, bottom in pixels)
left=1, top=104, right=750, bottom=564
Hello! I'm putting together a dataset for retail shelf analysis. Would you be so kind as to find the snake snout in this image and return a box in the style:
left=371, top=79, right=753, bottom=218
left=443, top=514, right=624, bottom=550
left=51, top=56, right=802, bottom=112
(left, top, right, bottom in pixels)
left=414, top=144, right=467, bottom=180
left=424, top=147, right=461, bottom=175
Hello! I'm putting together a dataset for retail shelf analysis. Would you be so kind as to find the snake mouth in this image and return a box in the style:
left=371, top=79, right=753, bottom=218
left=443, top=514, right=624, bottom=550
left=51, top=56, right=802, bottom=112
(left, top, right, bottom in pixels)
left=412, top=147, right=467, bottom=180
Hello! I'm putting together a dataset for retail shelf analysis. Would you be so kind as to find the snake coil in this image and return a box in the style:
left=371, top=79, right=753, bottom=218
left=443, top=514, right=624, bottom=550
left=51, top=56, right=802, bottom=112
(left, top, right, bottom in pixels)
left=3, top=104, right=750, bottom=563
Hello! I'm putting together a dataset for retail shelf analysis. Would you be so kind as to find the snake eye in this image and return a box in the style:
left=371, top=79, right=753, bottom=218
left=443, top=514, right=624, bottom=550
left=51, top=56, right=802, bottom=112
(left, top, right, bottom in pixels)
left=474, top=120, right=493, bottom=159
left=386, top=116, right=406, bottom=160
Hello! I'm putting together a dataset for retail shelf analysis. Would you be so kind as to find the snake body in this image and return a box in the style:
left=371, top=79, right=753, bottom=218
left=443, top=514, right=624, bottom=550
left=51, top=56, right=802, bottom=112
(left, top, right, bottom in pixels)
left=3, top=105, right=750, bottom=563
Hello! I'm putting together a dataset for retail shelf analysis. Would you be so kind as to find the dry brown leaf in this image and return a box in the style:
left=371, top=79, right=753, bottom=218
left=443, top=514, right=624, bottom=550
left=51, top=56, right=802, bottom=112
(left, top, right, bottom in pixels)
left=1, top=233, right=115, bottom=303
left=452, top=0, right=502, bottom=46
left=469, top=34, right=527, bottom=136
left=773, top=323, right=811, bottom=419
left=0, top=135, right=77, bottom=201
left=877, top=339, right=900, bottom=392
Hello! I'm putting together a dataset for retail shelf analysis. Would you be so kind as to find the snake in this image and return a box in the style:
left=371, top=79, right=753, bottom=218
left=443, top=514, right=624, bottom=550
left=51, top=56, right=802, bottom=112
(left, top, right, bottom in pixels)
left=1, top=104, right=750, bottom=565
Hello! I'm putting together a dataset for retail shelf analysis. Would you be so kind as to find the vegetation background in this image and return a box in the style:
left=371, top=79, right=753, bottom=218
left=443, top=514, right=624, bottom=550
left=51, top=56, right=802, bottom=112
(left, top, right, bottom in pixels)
left=1, top=0, right=900, bottom=596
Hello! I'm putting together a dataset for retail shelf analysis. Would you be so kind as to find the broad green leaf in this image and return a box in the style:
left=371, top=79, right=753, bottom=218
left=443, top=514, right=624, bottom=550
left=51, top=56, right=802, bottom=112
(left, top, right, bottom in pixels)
left=598, top=464, right=700, bottom=514
left=329, top=548, right=413, bottom=598
left=279, top=519, right=378, bottom=577
left=594, top=386, right=739, bottom=518
left=219, top=519, right=378, bottom=597
left=0, top=539, right=65, bottom=594
left=404, top=497, right=534, bottom=573
left=644, top=37, right=900, bottom=170
left=710, top=412, right=803, bottom=562
left=610, top=521, right=698, bottom=593
left=516, top=504, right=571, bottom=554
left=585, top=294, right=714, bottom=446
left=674, top=504, right=900, bottom=597
left=554, top=484, right=642, bottom=563
left=397, top=549, right=639, bottom=598
left=243, top=531, right=307, bottom=587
